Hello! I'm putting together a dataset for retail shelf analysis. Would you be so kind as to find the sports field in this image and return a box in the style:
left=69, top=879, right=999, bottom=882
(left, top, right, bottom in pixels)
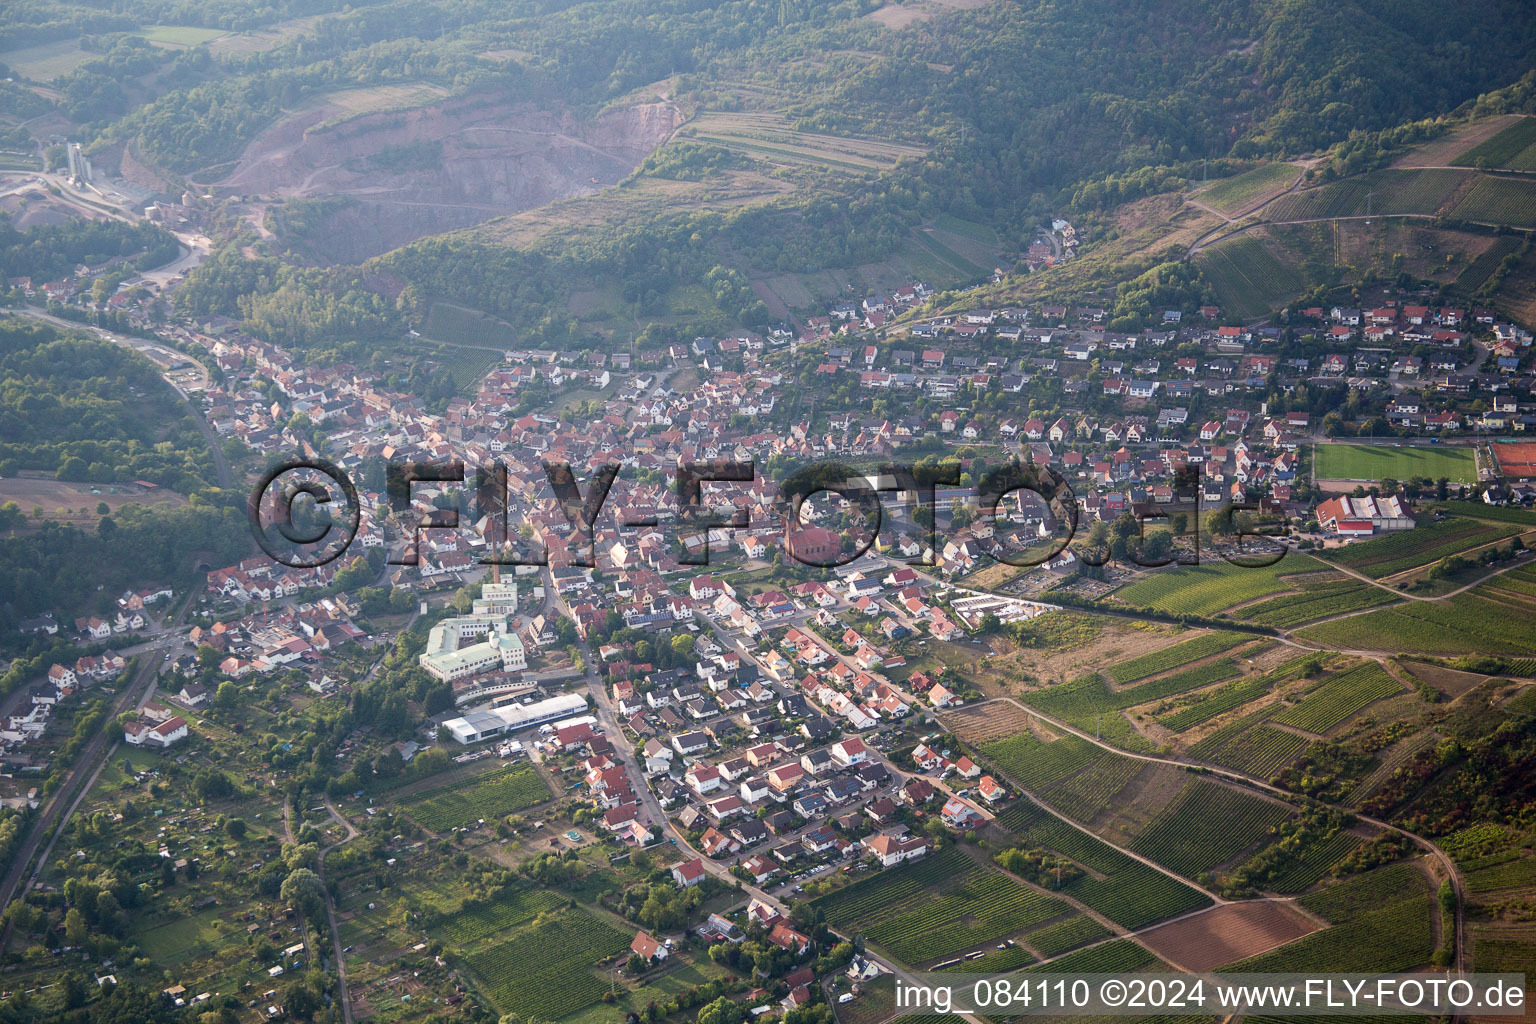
left=1314, top=443, right=1477, bottom=483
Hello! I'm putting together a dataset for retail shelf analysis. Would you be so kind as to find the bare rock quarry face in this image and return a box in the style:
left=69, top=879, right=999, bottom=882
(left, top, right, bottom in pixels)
left=206, top=90, right=682, bottom=262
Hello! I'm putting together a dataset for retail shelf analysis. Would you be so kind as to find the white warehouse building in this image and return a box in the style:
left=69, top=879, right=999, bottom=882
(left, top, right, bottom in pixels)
left=442, top=692, right=588, bottom=744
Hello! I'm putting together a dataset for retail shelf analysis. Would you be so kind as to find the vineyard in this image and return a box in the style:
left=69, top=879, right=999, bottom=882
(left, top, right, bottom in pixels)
left=1299, top=591, right=1536, bottom=656
left=428, top=345, right=503, bottom=391
left=401, top=763, right=552, bottom=831
left=1191, top=722, right=1311, bottom=778
left=1455, top=235, right=1524, bottom=292
left=812, top=847, right=1072, bottom=963
left=1452, top=116, right=1536, bottom=170
left=436, top=881, right=568, bottom=946
left=1269, top=662, right=1402, bottom=734
left=1464, top=853, right=1536, bottom=896
left=1237, top=580, right=1396, bottom=628
left=1019, top=659, right=1242, bottom=754
left=1267, top=831, right=1366, bottom=893
left=981, top=732, right=1106, bottom=793
left=1196, top=162, right=1303, bottom=215
left=1023, top=938, right=1159, bottom=974
left=1196, top=236, right=1309, bottom=318
left=1230, top=865, right=1434, bottom=973
left=1128, top=779, right=1292, bottom=876
left=685, top=111, right=926, bottom=173
left=461, top=908, right=630, bottom=1020
left=1106, top=632, right=1252, bottom=684
left=990, top=803, right=1212, bottom=930
left=1450, top=175, right=1536, bottom=228
left=1023, top=915, right=1112, bottom=958
left=1326, top=518, right=1519, bottom=577
left=1111, top=554, right=1325, bottom=616
left=1265, top=168, right=1467, bottom=221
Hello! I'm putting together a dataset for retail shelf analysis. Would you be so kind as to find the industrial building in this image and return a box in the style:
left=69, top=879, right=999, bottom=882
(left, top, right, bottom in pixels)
left=441, top=692, right=588, bottom=744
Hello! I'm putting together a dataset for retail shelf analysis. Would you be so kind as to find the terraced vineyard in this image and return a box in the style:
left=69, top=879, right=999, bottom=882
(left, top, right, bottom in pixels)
left=1327, top=518, right=1520, bottom=578
left=813, top=847, right=1072, bottom=963
left=1128, top=779, right=1292, bottom=876
left=1450, top=174, right=1536, bottom=228
left=1265, top=168, right=1467, bottom=221
left=401, top=762, right=552, bottom=831
left=1112, top=554, right=1325, bottom=616
left=990, top=803, right=1212, bottom=930
left=685, top=111, right=926, bottom=173
left=461, top=908, right=631, bottom=1020
left=1269, top=662, right=1402, bottom=734
left=1106, top=632, right=1252, bottom=684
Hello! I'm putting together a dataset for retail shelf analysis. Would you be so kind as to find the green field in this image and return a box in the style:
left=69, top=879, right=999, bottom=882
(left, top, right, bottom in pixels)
left=1196, top=235, right=1308, bottom=318
left=1113, top=553, right=1326, bottom=616
left=1, top=38, right=91, bottom=80
left=1266, top=168, right=1468, bottom=221
left=1455, top=235, right=1524, bottom=292
left=1197, top=162, right=1302, bottom=214
left=400, top=762, right=552, bottom=831
left=1453, top=117, right=1536, bottom=171
left=1449, top=174, right=1536, bottom=228
left=1020, top=659, right=1244, bottom=753
left=1315, top=443, right=1478, bottom=483
left=687, top=111, right=926, bottom=173
left=136, top=25, right=230, bottom=47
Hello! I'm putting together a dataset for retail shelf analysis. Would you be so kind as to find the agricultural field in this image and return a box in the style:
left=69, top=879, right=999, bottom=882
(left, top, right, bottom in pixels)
left=1195, top=162, right=1303, bottom=215
left=1023, top=938, right=1160, bottom=974
left=459, top=907, right=631, bottom=1020
left=1449, top=174, right=1536, bottom=228
left=1136, top=900, right=1319, bottom=971
left=1265, top=168, right=1467, bottom=221
left=1195, top=235, right=1308, bottom=318
left=1127, top=779, right=1291, bottom=876
left=812, top=847, right=1074, bottom=964
left=1154, top=654, right=1319, bottom=732
left=1236, top=579, right=1397, bottom=629
left=685, top=111, right=926, bottom=174
left=1112, top=553, right=1327, bottom=617
left=1314, top=443, right=1478, bottom=484
left=990, top=802, right=1213, bottom=930
left=1268, top=662, right=1402, bottom=734
left=1023, top=915, right=1112, bottom=958
left=1452, top=114, right=1536, bottom=168
left=1227, top=864, right=1434, bottom=973
left=425, top=301, right=521, bottom=349
left=398, top=762, right=552, bottom=831
left=1326, top=517, right=1520, bottom=578
left=1106, top=631, right=1252, bottom=683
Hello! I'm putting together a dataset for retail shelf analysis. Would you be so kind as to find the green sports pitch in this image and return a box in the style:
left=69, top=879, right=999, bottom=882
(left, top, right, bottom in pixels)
left=1314, top=443, right=1477, bottom=483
